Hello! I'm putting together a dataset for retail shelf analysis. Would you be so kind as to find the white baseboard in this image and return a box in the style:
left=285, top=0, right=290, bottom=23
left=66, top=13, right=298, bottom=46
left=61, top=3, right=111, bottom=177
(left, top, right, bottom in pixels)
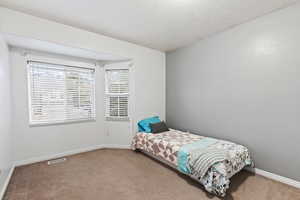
left=104, top=144, right=131, bottom=149
left=0, top=166, right=15, bottom=200
left=245, top=167, right=300, bottom=189
left=15, top=144, right=105, bottom=166
left=15, top=144, right=131, bottom=167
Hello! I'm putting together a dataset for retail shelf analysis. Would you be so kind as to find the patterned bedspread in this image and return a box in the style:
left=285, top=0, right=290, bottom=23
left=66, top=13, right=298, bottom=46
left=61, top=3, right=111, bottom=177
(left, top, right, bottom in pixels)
left=131, top=129, right=253, bottom=196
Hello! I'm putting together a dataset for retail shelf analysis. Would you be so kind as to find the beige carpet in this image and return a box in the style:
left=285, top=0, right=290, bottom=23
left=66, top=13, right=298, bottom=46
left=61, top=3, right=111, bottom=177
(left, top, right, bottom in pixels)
left=4, top=149, right=300, bottom=200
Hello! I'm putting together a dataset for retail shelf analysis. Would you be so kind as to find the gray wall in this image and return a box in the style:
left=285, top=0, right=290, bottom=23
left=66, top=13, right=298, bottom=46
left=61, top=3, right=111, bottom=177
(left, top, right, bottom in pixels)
left=0, top=34, right=13, bottom=195
left=166, top=3, right=300, bottom=181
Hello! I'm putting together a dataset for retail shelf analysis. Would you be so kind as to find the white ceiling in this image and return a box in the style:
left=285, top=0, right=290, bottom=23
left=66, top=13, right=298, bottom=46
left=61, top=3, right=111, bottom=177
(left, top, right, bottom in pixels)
left=0, top=0, right=299, bottom=52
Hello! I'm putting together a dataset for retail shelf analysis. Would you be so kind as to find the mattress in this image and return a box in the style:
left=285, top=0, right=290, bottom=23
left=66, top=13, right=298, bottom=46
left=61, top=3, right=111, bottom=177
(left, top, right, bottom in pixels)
left=131, top=129, right=253, bottom=196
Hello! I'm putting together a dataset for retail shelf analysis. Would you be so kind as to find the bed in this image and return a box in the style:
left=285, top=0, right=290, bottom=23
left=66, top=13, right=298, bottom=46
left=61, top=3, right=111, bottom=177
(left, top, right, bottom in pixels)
left=131, top=129, right=253, bottom=196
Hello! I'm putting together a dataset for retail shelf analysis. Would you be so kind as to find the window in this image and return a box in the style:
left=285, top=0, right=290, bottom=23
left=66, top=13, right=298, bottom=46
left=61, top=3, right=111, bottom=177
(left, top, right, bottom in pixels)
left=27, top=61, right=95, bottom=125
left=105, top=68, right=130, bottom=120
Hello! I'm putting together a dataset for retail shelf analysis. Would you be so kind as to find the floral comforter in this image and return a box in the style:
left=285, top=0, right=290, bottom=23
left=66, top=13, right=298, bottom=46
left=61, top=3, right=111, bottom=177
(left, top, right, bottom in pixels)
left=131, top=129, right=253, bottom=196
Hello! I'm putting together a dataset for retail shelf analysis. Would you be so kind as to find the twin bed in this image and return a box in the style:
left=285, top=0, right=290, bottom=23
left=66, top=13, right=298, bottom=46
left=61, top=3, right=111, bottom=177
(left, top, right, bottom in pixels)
left=131, top=129, right=253, bottom=196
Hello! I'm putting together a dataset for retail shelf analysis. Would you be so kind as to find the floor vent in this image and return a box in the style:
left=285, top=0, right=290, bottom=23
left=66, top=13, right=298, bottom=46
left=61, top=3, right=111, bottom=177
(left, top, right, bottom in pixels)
left=47, top=158, right=67, bottom=165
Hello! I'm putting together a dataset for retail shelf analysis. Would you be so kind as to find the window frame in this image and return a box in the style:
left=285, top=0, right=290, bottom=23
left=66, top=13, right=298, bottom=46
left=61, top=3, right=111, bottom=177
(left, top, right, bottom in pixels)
left=104, top=63, right=131, bottom=121
left=26, top=55, right=97, bottom=126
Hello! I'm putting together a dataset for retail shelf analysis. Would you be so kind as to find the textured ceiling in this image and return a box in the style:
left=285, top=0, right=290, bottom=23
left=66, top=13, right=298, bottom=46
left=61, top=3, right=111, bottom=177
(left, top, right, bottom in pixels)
left=0, top=0, right=299, bottom=51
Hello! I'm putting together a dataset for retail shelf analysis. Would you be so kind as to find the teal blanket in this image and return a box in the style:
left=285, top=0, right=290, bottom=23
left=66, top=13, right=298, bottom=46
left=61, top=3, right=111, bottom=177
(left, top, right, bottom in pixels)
left=177, top=137, right=218, bottom=174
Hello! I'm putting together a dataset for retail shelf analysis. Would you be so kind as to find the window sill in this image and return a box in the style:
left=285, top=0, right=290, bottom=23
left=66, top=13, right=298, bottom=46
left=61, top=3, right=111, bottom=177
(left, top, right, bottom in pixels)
left=105, top=117, right=130, bottom=122
left=29, top=118, right=96, bottom=127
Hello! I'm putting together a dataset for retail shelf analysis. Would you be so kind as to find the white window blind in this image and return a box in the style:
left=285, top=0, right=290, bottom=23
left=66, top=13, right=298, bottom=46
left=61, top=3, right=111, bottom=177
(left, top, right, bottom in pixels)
left=27, top=61, right=95, bottom=125
left=105, top=69, right=129, bottom=120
